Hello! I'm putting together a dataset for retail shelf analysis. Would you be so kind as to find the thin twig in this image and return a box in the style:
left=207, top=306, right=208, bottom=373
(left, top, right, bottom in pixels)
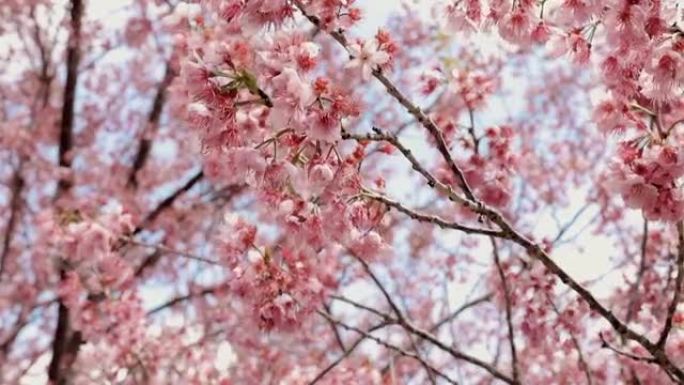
left=345, top=252, right=517, bottom=384
left=293, top=0, right=476, bottom=202
left=600, top=333, right=656, bottom=364
left=626, top=218, right=648, bottom=323
left=545, top=292, right=594, bottom=385
left=552, top=203, right=592, bottom=245
left=318, top=311, right=460, bottom=385
left=323, top=302, right=347, bottom=352
left=306, top=321, right=389, bottom=385
left=123, top=237, right=222, bottom=266
left=491, top=238, right=520, bottom=383
left=342, top=127, right=469, bottom=206
left=362, top=190, right=502, bottom=237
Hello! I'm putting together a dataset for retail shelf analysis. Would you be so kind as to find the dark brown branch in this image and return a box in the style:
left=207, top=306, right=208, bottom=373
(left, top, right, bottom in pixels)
left=293, top=0, right=476, bottom=202
left=600, top=333, right=656, bottom=364
left=147, top=286, right=222, bottom=316
left=0, top=307, right=31, bottom=359
left=55, top=0, right=83, bottom=196
left=134, top=250, right=161, bottom=277
left=49, top=1, right=84, bottom=383
left=657, top=221, right=684, bottom=349
left=29, top=5, right=54, bottom=109
left=626, top=218, right=648, bottom=323
left=405, top=327, right=439, bottom=385
left=0, top=170, right=24, bottom=280
left=491, top=238, right=520, bottom=383
left=331, top=295, right=392, bottom=320
left=379, top=293, right=492, bottom=376
left=365, top=89, right=447, bottom=158
left=127, top=63, right=175, bottom=188
left=318, top=311, right=460, bottom=385
left=123, top=237, right=222, bottom=266
left=346, top=252, right=516, bottom=384
left=466, top=106, right=480, bottom=153
left=134, top=170, right=204, bottom=235
left=362, top=191, right=502, bottom=237
left=348, top=251, right=405, bottom=320
left=307, top=321, right=390, bottom=385
left=343, top=128, right=451, bottom=194
left=432, top=293, right=492, bottom=330
left=323, top=303, right=347, bottom=352
left=129, top=171, right=207, bottom=277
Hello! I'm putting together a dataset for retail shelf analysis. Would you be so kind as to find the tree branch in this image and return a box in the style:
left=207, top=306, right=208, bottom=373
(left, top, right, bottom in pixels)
left=346, top=252, right=516, bottom=384
left=147, top=285, right=223, bottom=316
left=323, top=302, right=347, bottom=352
left=133, top=170, right=205, bottom=235
left=600, top=333, right=656, bottom=364
left=48, top=1, right=84, bottom=383
left=127, top=63, right=175, bottom=188
left=55, top=0, right=82, bottom=196
left=626, top=218, right=648, bottom=323
left=491, top=238, right=520, bottom=383
left=342, top=127, right=468, bottom=206
left=293, top=0, right=476, bottom=202
left=362, top=190, right=502, bottom=237
left=657, top=221, right=684, bottom=349
left=318, top=311, right=460, bottom=385
left=307, top=321, right=390, bottom=385
left=0, top=169, right=23, bottom=280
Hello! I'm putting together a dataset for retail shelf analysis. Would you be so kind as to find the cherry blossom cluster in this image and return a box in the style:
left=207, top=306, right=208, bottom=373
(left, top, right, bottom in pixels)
left=38, top=205, right=140, bottom=341
left=445, top=0, right=684, bottom=221
left=166, top=1, right=403, bottom=329
left=7, top=0, right=684, bottom=383
left=605, top=142, right=684, bottom=221
left=40, top=207, right=134, bottom=297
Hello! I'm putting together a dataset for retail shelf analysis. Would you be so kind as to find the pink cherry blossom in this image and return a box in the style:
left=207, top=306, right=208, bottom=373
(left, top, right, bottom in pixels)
left=4, top=0, right=684, bottom=384
left=346, top=39, right=390, bottom=81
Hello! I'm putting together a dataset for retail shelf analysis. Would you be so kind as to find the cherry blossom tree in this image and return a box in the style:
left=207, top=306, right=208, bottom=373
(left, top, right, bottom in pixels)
left=2, top=0, right=684, bottom=384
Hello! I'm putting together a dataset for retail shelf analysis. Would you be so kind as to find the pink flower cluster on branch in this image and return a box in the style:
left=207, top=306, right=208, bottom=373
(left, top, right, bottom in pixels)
left=4, top=0, right=684, bottom=384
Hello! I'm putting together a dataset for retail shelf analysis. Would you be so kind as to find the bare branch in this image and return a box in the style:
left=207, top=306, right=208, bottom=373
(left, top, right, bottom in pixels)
left=134, top=170, right=205, bottom=234
left=626, top=218, right=649, bottom=323
left=127, top=63, right=175, bottom=188
left=657, top=221, right=684, bottom=349
left=345, top=252, right=516, bottom=384
left=307, top=321, right=390, bottom=385
left=362, top=191, right=502, bottom=237
left=551, top=203, right=592, bottom=245
left=318, top=311, right=460, bottom=385
left=323, top=302, right=347, bottom=352
left=122, top=237, right=223, bottom=266
left=147, top=285, right=223, bottom=316
left=342, top=127, right=468, bottom=206
left=600, top=333, right=656, bottom=364
left=0, top=169, right=23, bottom=280
left=54, top=0, right=83, bottom=197
left=491, top=238, right=520, bottom=383
left=49, top=1, right=85, bottom=383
